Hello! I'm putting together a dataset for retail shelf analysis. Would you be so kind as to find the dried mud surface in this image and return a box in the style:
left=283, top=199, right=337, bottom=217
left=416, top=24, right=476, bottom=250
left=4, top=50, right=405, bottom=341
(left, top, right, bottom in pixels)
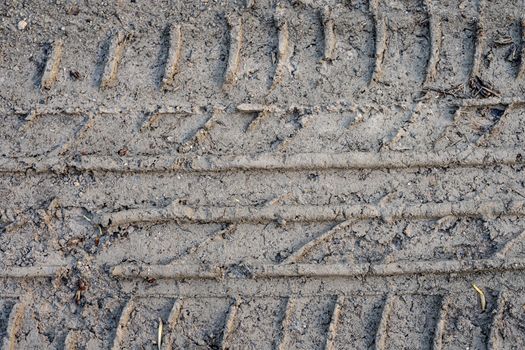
left=1, top=0, right=525, bottom=349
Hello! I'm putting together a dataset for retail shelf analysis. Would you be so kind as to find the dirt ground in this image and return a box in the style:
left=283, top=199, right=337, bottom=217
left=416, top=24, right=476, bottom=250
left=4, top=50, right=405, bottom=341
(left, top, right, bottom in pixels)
left=1, top=0, right=525, bottom=348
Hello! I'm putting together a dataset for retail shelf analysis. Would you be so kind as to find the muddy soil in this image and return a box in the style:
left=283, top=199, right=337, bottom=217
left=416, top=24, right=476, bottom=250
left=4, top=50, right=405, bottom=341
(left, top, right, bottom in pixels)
left=1, top=0, right=525, bottom=349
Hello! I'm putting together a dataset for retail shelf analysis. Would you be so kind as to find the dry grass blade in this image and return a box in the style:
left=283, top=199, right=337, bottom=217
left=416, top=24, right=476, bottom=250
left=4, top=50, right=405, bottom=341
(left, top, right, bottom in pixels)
left=158, top=317, right=163, bottom=350
left=469, top=76, right=500, bottom=98
left=472, top=284, right=486, bottom=311
left=494, top=36, right=513, bottom=46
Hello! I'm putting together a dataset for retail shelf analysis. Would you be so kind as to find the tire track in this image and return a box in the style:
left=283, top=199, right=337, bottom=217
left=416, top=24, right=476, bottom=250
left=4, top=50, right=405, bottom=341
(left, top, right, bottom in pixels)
left=54, top=113, right=96, bottom=156
left=181, top=224, right=238, bottom=262
left=12, top=109, right=94, bottom=157
left=2, top=2, right=525, bottom=348
left=4, top=3, right=523, bottom=100
left=4, top=97, right=522, bottom=161
left=15, top=107, right=83, bottom=133
left=237, top=103, right=274, bottom=132
left=46, top=291, right=523, bottom=348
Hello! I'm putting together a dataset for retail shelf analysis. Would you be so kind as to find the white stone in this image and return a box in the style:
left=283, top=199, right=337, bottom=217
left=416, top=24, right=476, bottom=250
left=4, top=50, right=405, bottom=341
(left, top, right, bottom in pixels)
left=17, top=19, right=28, bottom=30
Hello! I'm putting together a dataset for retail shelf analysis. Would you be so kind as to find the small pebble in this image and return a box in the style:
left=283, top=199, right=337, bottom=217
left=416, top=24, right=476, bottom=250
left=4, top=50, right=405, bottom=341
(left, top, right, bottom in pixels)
left=17, top=19, right=28, bottom=30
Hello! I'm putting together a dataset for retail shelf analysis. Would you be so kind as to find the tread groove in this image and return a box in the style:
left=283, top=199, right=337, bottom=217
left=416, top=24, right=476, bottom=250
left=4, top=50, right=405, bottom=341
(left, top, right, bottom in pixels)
left=385, top=101, right=424, bottom=149
left=423, top=0, right=441, bottom=85
left=495, top=229, right=525, bottom=258
left=110, top=298, right=136, bottom=350
left=369, top=0, right=387, bottom=84
left=274, top=297, right=295, bottom=350
left=111, top=257, right=525, bottom=280
left=139, top=106, right=192, bottom=132
left=487, top=292, right=506, bottom=350
left=220, top=297, right=242, bottom=350
left=323, top=295, right=344, bottom=350
left=177, top=109, right=221, bottom=153
left=469, top=3, right=485, bottom=80
left=98, top=198, right=525, bottom=227
left=164, top=298, right=184, bottom=350
left=223, top=15, right=243, bottom=87
left=475, top=103, right=516, bottom=146
left=518, top=17, right=525, bottom=80
left=271, top=5, right=292, bottom=89
left=282, top=220, right=355, bottom=264
left=41, top=39, right=64, bottom=90
left=2, top=302, right=25, bottom=350
left=238, top=103, right=273, bottom=132
left=64, top=330, right=78, bottom=350
left=1, top=147, right=524, bottom=174
left=275, top=111, right=315, bottom=151
left=431, top=294, right=450, bottom=350
left=55, top=113, right=95, bottom=156
left=374, top=294, right=394, bottom=350
left=182, top=224, right=238, bottom=262
left=0, top=265, right=65, bottom=278
left=161, top=24, right=183, bottom=89
left=100, top=32, right=126, bottom=89
left=321, top=7, right=336, bottom=61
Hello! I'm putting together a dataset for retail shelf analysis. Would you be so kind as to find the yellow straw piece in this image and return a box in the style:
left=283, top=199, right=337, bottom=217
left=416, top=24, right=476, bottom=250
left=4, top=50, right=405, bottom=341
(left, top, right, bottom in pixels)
left=472, top=284, right=486, bottom=311
left=158, top=318, right=163, bottom=350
